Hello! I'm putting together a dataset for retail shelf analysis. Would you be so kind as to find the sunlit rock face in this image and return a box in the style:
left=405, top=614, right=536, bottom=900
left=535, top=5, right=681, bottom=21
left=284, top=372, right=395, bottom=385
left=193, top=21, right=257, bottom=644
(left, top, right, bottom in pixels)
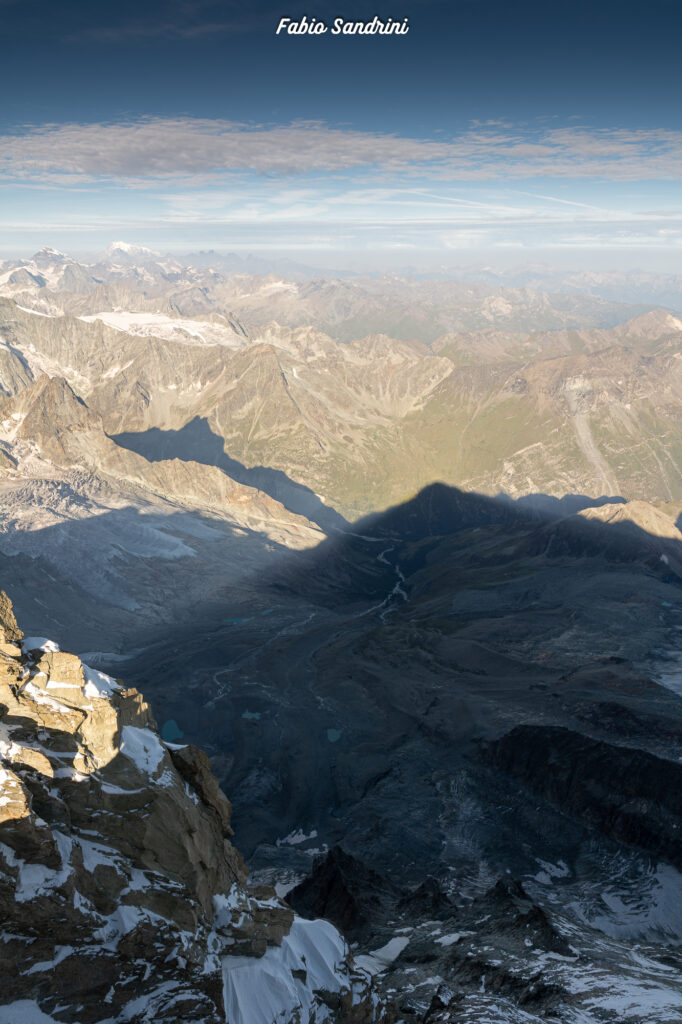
left=0, top=591, right=388, bottom=1024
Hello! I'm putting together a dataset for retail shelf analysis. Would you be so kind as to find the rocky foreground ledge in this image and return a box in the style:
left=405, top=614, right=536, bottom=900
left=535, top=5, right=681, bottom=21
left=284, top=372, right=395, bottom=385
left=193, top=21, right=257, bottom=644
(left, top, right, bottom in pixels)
left=0, top=590, right=387, bottom=1023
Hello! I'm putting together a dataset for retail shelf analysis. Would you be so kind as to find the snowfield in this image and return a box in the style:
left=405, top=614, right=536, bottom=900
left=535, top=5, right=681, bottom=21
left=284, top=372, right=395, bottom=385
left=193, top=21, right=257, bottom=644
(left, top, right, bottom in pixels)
left=78, top=311, right=248, bottom=348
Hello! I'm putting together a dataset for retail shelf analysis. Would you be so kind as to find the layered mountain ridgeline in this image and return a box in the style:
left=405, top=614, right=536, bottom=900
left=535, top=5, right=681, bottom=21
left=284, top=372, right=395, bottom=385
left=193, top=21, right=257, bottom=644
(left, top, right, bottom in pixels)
left=0, top=591, right=390, bottom=1024
left=0, top=248, right=680, bottom=1021
left=0, top=246, right=655, bottom=340
left=446, top=264, right=682, bottom=313
left=0, top=271, right=677, bottom=659
left=0, top=289, right=681, bottom=524
left=0, top=369, right=325, bottom=653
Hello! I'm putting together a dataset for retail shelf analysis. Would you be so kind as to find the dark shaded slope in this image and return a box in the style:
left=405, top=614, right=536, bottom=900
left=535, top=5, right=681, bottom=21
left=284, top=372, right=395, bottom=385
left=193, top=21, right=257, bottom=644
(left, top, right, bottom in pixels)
left=488, top=725, right=682, bottom=867
left=121, top=483, right=682, bottom=886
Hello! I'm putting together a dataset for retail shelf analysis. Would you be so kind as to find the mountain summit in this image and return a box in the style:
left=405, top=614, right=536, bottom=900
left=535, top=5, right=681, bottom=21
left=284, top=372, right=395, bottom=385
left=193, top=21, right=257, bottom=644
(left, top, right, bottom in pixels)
left=104, top=241, right=160, bottom=260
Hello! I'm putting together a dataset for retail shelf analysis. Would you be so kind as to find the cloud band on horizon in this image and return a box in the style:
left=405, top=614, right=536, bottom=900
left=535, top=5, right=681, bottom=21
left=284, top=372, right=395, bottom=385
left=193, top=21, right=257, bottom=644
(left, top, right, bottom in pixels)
left=3, top=118, right=682, bottom=182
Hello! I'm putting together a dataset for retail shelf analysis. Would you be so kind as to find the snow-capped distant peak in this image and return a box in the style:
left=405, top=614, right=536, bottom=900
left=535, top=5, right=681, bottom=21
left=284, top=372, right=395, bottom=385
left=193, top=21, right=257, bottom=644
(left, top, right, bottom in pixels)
left=30, top=246, right=74, bottom=264
left=106, top=241, right=158, bottom=256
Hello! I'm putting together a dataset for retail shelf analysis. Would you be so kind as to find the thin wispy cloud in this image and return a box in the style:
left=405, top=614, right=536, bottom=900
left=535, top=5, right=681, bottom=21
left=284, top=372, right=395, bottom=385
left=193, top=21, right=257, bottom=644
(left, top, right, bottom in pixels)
left=508, top=190, right=607, bottom=212
left=2, top=119, right=682, bottom=183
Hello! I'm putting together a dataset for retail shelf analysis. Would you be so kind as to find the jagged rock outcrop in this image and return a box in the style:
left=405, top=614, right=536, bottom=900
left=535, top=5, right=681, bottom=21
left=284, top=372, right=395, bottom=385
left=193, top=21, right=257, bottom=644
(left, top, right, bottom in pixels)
left=288, top=846, right=401, bottom=939
left=0, top=592, right=387, bottom=1023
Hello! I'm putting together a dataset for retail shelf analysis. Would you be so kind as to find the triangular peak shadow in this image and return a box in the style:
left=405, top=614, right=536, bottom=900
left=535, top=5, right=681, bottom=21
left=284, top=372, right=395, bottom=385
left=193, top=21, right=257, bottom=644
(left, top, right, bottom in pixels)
left=277, top=481, right=682, bottom=606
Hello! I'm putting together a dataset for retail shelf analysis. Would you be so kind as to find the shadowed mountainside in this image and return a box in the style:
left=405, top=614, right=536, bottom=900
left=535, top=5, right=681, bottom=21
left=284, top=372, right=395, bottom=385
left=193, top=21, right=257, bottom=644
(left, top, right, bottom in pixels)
left=116, top=482, right=682, bottom=884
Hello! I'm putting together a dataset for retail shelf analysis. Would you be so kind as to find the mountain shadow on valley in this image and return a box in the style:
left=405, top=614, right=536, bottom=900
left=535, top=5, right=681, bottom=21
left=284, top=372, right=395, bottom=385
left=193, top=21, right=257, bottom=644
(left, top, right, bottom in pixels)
left=272, top=481, right=681, bottom=609
left=120, top=480, right=682, bottom=887
left=112, top=417, right=347, bottom=534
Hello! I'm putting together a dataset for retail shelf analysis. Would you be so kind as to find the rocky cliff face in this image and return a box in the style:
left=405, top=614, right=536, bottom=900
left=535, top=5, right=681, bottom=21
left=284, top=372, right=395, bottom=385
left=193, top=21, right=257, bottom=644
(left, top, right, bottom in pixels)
left=0, top=591, right=386, bottom=1023
left=488, top=725, right=682, bottom=869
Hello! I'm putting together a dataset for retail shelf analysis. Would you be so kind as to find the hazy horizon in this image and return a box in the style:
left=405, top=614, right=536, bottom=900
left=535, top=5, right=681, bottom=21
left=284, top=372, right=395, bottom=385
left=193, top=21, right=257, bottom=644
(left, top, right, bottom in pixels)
left=5, top=243, right=682, bottom=280
left=2, top=1, right=682, bottom=269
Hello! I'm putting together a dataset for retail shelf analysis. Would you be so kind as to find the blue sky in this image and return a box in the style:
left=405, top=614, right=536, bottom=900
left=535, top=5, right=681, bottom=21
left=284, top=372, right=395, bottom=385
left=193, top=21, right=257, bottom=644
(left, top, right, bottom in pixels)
left=2, top=0, right=682, bottom=268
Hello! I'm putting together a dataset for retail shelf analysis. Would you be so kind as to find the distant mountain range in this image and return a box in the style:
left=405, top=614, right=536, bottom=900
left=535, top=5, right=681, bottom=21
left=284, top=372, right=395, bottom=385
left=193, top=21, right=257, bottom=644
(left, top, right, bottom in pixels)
left=0, top=246, right=681, bottom=653
left=438, top=264, right=682, bottom=314
left=0, top=245, right=658, bottom=342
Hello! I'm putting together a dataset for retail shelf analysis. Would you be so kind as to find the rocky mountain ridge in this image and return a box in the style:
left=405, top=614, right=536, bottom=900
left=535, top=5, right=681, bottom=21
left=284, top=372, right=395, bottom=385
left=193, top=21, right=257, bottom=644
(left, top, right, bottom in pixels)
left=1, top=294, right=681, bottom=518
left=442, top=264, right=682, bottom=313
left=0, top=590, right=387, bottom=1023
